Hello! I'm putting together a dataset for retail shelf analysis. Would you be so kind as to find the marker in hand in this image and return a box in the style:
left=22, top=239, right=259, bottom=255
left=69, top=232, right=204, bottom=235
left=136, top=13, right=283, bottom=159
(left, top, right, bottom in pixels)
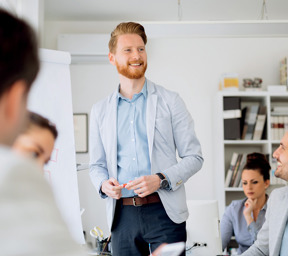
left=120, top=180, right=133, bottom=189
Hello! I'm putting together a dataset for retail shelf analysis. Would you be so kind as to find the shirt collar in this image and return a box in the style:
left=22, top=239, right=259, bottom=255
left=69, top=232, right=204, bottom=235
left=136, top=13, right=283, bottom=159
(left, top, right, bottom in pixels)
left=117, top=79, right=147, bottom=102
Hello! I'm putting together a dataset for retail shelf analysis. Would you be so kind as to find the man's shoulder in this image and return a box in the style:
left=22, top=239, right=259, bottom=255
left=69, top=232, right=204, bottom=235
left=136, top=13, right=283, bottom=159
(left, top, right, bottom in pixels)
left=269, top=185, right=288, bottom=199
left=146, top=79, right=179, bottom=103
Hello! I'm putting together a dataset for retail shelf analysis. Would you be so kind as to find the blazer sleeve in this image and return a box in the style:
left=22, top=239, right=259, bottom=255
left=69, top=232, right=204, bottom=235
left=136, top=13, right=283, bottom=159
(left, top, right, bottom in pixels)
left=162, top=93, right=203, bottom=190
left=89, top=104, right=109, bottom=197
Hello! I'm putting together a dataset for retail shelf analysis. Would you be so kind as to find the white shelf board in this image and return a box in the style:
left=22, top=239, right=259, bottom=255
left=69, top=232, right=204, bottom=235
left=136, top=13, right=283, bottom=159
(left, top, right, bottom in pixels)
left=141, top=20, right=288, bottom=38
left=224, top=140, right=268, bottom=145
left=225, top=187, right=243, bottom=192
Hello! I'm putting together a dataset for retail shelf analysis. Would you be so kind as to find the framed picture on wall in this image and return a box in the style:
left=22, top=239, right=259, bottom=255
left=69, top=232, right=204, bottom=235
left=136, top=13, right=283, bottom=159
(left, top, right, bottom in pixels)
left=73, top=113, right=88, bottom=153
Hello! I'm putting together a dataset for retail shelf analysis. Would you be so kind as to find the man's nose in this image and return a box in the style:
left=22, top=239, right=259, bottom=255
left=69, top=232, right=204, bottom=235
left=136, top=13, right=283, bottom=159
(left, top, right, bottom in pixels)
left=273, top=147, right=279, bottom=159
left=132, top=50, right=141, bottom=59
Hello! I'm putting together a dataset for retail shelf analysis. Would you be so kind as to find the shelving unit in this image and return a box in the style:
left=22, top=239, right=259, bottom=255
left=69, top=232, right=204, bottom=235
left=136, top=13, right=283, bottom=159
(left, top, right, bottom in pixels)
left=214, top=91, right=288, bottom=218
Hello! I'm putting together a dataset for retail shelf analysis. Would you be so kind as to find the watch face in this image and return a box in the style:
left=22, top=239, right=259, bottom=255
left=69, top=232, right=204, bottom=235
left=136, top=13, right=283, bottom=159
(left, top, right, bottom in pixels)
left=161, top=179, right=169, bottom=189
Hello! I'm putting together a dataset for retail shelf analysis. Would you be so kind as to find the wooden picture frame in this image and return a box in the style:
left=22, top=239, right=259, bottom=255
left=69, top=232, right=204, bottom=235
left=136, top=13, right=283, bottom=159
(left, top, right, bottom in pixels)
left=73, top=113, right=88, bottom=153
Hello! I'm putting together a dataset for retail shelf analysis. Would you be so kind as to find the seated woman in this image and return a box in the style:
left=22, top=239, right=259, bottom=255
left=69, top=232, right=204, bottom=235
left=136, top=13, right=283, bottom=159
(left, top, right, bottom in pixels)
left=13, top=111, right=58, bottom=167
left=220, top=152, right=271, bottom=254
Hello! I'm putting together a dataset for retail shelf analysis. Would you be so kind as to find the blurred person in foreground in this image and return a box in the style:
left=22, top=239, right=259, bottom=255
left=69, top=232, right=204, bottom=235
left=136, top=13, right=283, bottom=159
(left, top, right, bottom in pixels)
left=241, top=132, right=288, bottom=256
left=221, top=153, right=270, bottom=254
left=0, top=8, right=86, bottom=255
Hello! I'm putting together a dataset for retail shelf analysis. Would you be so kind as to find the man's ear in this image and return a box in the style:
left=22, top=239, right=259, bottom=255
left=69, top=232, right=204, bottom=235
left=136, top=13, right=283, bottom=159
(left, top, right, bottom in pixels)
left=0, top=80, right=28, bottom=145
left=108, top=52, right=116, bottom=66
left=265, top=179, right=270, bottom=189
left=5, top=80, right=27, bottom=121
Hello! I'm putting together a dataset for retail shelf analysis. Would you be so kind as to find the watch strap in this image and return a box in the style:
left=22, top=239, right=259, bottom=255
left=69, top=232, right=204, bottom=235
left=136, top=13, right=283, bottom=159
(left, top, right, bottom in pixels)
left=156, top=173, right=165, bottom=180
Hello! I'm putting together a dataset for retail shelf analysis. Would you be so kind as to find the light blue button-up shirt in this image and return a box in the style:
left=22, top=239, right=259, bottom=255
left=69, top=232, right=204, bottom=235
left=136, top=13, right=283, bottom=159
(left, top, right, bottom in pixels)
left=117, top=81, right=151, bottom=198
left=221, top=197, right=268, bottom=254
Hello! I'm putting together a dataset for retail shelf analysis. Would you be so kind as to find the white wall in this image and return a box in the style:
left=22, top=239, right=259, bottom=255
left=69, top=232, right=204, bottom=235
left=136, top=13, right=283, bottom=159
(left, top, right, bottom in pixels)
left=44, top=20, right=288, bottom=244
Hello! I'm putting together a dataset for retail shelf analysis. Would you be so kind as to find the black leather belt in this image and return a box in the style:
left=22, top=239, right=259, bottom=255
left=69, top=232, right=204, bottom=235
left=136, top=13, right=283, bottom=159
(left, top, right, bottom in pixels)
left=122, top=193, right=160, bottom=207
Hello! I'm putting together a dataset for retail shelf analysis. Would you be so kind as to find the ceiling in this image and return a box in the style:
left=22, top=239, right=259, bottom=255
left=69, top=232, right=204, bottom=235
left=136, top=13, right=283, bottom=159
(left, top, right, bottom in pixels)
left=44, top=0, right=288, bottom=22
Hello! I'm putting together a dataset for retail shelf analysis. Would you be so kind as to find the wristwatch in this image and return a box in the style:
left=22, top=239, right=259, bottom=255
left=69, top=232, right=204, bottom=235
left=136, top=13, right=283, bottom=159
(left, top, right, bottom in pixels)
left=156, top=173, right=169, bottom=189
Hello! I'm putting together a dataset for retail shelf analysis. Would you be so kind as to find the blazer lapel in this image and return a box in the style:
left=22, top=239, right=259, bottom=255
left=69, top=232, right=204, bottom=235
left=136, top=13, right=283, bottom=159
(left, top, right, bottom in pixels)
left=105, top=90, right=118, bottom=178
left=146, top=81, right=157, bottom=165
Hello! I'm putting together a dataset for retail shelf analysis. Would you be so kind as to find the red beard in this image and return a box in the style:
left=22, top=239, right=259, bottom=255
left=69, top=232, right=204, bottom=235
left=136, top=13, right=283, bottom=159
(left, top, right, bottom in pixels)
left=116, top=60, right=147, bottom=79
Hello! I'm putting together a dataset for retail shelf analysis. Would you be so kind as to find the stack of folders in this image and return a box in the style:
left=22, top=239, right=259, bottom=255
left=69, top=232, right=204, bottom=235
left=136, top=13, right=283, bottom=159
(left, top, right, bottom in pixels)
left=223, top=97, right=241, bottom=140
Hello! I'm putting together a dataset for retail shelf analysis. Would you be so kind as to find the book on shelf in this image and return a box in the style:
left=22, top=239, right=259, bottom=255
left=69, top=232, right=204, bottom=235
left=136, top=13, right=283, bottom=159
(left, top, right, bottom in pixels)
left=238, top=180, right=242, bottom=188
left=241, top=107, right=249, bottom=139
left=271, top=115, right=288, bottom=140
left=243, top=105, right=259, bottom=140
left=253, top=106, right=267, bottom=140
left=225, top=152, right=239, bottom=187
left=229, top=154, right=243, bottom=187
left=278, top=116, right=285, bottom=139
left=271, top=116, right=278, bottom=140
left=223, top=97, right=241, bottom=140
left=285, top=116, right=288, bottom=134
left=232, top=153, right=247, bottom=187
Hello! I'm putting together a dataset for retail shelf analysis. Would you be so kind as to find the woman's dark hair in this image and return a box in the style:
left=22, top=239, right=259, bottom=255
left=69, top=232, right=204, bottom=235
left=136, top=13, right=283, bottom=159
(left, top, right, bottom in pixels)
left=243, top=152, right=270, bottom=181
left=28, top=111, right=58, bottom=139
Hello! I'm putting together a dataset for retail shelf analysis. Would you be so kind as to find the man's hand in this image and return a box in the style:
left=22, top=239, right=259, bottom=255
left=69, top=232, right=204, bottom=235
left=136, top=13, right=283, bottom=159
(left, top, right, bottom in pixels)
left=101, top=178, right=123, bottom=199
left=125, top=175, right=161, bottom=197
left=243, top=198, right=257, bottom=225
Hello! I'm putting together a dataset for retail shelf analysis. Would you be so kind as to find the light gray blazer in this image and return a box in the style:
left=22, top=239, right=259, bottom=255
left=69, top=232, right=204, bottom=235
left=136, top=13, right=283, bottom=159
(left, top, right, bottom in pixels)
left=89, top=79, right=203, bottom=230
left=241, top=186, right=288, bottom=256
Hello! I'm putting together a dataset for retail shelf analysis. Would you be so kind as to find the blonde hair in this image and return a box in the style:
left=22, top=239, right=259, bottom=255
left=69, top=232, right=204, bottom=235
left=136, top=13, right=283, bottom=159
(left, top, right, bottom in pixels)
left=109, top=22, right=147, bottom=54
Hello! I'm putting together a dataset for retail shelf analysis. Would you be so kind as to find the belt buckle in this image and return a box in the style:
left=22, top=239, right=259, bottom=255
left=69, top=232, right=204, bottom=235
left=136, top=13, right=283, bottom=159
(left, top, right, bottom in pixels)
left=133, top=197, right=142, bottom=207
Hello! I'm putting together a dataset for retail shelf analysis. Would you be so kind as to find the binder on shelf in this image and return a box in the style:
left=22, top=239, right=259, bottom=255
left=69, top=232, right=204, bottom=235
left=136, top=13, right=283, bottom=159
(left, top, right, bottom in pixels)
left=284, top=116, right=288, bottom=133
left=253, top=106, right=267, bottom=140
left=238, top=180, right=242, bottom=188
left=233, top=154, right=247, bottom=187
left=244, top=105, right=259, bottom=140
left=229, top=154, right=243, bottom=187
left=271, top=116, right=278, bottom=140
left=225, top=152, right=239, bottom=187
left=223, top=97, right=241, bottom=140
left=278, top=116, right=285, bottom=140
left=241, top=106, right=251, bottom=139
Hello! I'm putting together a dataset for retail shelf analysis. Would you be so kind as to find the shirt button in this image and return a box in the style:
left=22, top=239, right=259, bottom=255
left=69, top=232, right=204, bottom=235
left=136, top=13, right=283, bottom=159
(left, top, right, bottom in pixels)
left=133, top=158, right=136, bottom=161
left=130, top=121, right=133, bottom=124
